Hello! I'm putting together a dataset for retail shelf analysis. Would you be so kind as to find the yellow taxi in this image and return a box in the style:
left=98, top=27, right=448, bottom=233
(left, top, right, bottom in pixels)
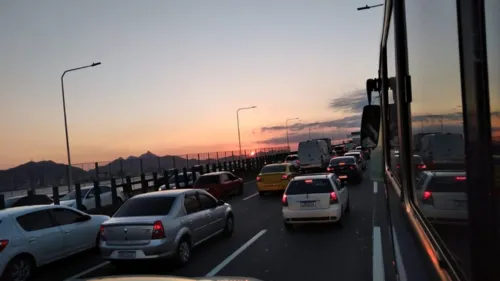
left=256, top=163, right=299, bottom=195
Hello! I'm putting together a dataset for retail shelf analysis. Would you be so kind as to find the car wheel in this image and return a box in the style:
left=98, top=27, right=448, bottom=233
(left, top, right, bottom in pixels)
left=258, top=191, right=265, bottom=196
left=223, top=215, right=234, bottom=237
left=2, top=255, right=34, bottom=281
left=175, top=237, right=191, bottom=267
left=237, top=184, right=244, bottom=196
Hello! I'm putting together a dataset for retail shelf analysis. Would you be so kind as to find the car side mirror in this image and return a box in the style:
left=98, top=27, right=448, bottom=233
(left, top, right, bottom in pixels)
left=361, top=105, right=381, bottom=149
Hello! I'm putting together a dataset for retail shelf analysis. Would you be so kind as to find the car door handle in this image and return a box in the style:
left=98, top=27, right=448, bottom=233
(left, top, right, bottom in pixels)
left=64, top=230, right=71, bottom=234
left=28, top=238, right=36, bottom=243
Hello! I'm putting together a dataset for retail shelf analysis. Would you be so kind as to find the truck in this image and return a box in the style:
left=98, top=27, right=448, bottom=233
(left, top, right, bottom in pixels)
left=311, top=138, right=332, bottom=154
left=350, top=131, right=361, bottom=146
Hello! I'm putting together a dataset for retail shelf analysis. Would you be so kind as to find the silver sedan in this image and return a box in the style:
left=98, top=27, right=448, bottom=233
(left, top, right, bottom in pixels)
left=99, top=189, right=234, bottom=267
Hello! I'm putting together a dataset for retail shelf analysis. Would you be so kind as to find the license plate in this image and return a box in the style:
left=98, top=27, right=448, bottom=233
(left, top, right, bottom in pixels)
left=454, top=201, right=467, bottom=209
left=300, top=201, right=316, bottom=208
left=338, top=175, right=348, bottom=179
left=117, top=251, right=136, bottom=259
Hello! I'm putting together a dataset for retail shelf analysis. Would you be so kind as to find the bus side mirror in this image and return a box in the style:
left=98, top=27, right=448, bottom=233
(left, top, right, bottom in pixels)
left=361, top=105, right=381, bottom=149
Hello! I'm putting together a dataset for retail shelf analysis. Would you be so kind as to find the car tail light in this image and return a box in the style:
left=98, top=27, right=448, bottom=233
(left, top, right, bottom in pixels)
left=282, top=194, right=288, bottom=206
left=256, top=176, right=261, bottom=182
left=349, top=165, right=356, bottom=170
left=417, top=164, right=427, bottom=169
left=281, top=174, right=289, bottom=180
left=329, top=192, right=338, bottom=204
left=327, top=167, right=333, bottom=172
left=296, top=160, right=300, bottom=165
left=396, top=164, right=400, bottom=169
left=0, top=240, right=9, bottom=253
left=152, top=221, right=166, bottom=239
left=456, top=176, right=466, bottom=181
left=422, top=191, right=433, bottom=205
left=99, top=225, right=106, bottom=241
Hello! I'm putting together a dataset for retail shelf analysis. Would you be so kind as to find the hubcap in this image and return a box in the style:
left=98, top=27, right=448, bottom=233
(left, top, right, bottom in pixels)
left=179, top=242, right=190, bottom=262
left=11, top=260, right=30, bottom=281
left=227, top=217, right=234, bottom=232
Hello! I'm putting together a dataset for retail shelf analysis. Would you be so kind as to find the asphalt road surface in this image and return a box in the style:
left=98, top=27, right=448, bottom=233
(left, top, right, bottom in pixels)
left=32, top=173, right=395, bottom=281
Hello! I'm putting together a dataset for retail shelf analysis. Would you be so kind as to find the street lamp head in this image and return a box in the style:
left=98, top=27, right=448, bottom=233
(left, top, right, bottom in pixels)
left=251, top=106, right=257, bottom=108
left=91, top=62, right=102, bottom=67
left=357, top=5, right=370, bottom=10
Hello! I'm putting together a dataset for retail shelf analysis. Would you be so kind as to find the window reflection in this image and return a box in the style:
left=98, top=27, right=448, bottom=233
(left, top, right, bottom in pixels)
left=386, top=10, right=399, bottom=178
left=485, top=0, right=500, bottom=238
left=405, top=0, right=470, bottom=279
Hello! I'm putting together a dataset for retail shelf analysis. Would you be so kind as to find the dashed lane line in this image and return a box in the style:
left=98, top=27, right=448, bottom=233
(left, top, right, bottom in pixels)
left=243, top=192, right=259, bottom=201
left=63, top=261, right=110, bottom=281
left=205, top=229, right=268, bottom=277
left=373, top=226, right=386, bottom=281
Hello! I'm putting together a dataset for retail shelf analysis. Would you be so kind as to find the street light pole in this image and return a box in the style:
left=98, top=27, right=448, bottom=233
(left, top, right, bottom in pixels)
left=356, top=3, right=384, bottom=10
left=61, top=62, right=101, bottom=191
left=236, top=106, right=257, bottom=158
left=285, top=117, right=299, bottom=151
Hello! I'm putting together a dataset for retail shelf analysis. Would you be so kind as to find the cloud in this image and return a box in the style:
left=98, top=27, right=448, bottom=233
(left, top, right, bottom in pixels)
left=257, top=131, right=340, bottom=145
left=328, top=89, right=368, bottom=113
left=261, top=115, right=362, bottom=133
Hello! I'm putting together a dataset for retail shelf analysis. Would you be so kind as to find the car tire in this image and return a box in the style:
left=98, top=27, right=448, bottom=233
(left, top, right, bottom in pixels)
left=258, top=191, right=265, bottom=196
left=1, top=255, right=34, bottom=281
left=223, top=215, right=234, bottom=237
left=175, top=237, right=191, bottom=267
left=237, top=184, right=244, bottom=196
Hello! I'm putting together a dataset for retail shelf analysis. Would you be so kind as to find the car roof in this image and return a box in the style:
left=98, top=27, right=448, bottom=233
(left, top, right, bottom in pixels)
left=292, top=173, right=332, bottom=181
left=132, top=189, right=195, bottom=199
left=423, top=170, right=466, bottom=176
left=345, top=151, right=361, bottom=154
left=331, top=156, right=355, bottom=160
left=201, top=171, right=228, bottom=176
left=263, top=163, right=290, bottom=167
left=0, top=204, right=67, bottom=218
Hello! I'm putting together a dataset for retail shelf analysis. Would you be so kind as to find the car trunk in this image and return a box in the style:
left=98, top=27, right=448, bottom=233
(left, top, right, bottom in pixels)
left=103, top=216, right=164, bottom=245
left=287, top=193, right=331, bottom=210
left=425, top=176, right=468, bottom=210
left=259, top=173, right=286, bottom=184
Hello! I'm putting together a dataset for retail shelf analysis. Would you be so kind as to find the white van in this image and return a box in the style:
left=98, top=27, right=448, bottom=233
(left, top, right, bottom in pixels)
left=298, top=140, right=330, bottom=172
left=418, top=133, right=465, bottom=169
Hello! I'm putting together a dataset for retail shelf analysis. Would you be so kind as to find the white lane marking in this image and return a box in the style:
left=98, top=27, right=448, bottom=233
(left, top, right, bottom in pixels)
left=392, top=227, right=408, bottom=281
left=243, top=192, right=259, bottom=201
left=373, top=226, right=386, bottom=281
left=205, top=229, right=267, bottom=277
left=374, top=182, right=378, bottom=194
left=63, top=261, right=110, bottom=281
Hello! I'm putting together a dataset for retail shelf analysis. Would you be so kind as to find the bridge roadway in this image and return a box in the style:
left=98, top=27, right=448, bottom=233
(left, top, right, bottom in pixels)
left=30, top=169, right=466, bottom=281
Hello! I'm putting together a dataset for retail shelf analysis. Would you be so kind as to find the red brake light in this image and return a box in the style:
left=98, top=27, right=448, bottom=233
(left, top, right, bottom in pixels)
left=349, top=165, right=356, bottom=170
left=281, top=174, right=289, bottom=180
left=327, top=167, right=333, bottom=172
left=152, top=221, right=166, bottom=239
left=329, top=192, right=338, bottom=204
left=0, top=240, right=9, bottom=253
left=296, top=160, right=300, bottom=164
left=282, top=194, right=288, bottom=206
left=418, top=164, right=427, bottom=169
left=422, top=191, right=433, bottom=204
left=456, top=176, right=466, bottom=181
left=99, top=225, right=106, bottom=241
left=256, top=176, right=261, bottom=182
left=396, top=164, right=400, bottom=169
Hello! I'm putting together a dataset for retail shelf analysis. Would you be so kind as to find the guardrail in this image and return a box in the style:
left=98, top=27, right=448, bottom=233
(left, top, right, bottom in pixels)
left=0, top=151, right=289, bottom=215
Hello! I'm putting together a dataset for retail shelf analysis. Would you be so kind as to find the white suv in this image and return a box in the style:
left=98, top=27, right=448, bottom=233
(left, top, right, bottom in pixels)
left=282, top=173, right=350, bottom=230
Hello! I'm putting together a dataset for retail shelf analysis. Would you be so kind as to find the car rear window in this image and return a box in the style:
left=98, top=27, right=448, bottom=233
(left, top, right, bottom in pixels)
left=195, top=175, right=220, bottom=185
left=345, top=153, right=361, bottom=160
left=286, top=156, right=298, bottom=161
left=285, top=179, right=334, bottom=195
left=330, top=157, right=355, bottom=165
left=260, top=165, right=287, bottom=174
left=425, top=176, right=467, bottom=193
left=114, top=196, right=176, bottom=217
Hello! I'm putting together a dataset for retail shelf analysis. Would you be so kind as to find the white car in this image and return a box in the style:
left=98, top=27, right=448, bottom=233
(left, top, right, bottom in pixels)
left=58, top=185, right=125, bottom=211
left=282, top=173, right=350, bottom=230
left=415, top=171, right=468, bottom=223
left=158, top=172, right=201, bottom=191
left=0, top=205, right=109, bottom=281
left=284, top=154, right=300, bottom=168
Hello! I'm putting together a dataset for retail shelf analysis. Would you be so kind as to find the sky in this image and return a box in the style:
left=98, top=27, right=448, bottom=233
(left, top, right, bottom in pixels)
left=0, top=0, right=497, bottom=169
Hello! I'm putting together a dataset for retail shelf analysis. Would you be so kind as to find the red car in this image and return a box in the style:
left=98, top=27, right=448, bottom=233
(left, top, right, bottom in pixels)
left=193, top=171, right=244, bottom=199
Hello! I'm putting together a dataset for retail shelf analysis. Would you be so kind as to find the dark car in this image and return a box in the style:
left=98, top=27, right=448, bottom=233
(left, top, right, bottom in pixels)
left=395, top=154, right=428, bottom=179
left=326, top=156, right=363, bottom=183
left=193, top=171, right=244, bottom=199
left=4, top=194, right=53, bottom=209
